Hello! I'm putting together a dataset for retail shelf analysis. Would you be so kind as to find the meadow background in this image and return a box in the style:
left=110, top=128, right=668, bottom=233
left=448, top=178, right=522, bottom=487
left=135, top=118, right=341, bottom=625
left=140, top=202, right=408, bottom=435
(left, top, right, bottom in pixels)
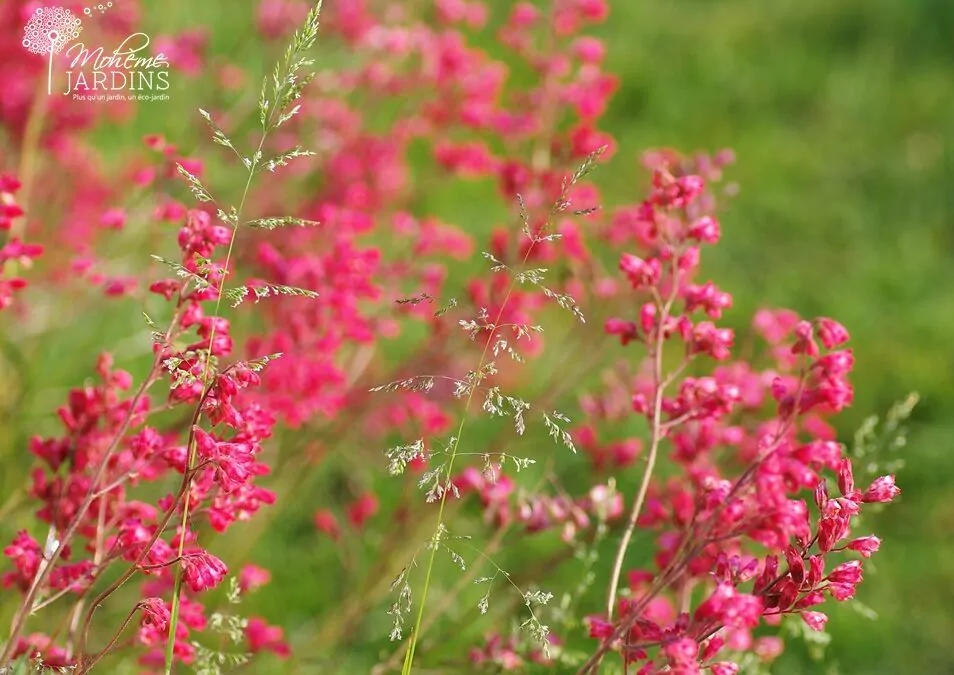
left=2, top=0, right=953, bottom=673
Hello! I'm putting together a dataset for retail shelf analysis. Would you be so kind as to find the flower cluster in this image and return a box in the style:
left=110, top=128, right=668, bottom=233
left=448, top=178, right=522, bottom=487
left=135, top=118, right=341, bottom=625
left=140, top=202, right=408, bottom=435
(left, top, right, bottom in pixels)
left=0, top=1, right=904, bottom=674
left=1, top=198, right=285, bottom=668
left=568, top=169, right=901, bottom=673
left=0, top=174, right=41, bottom=311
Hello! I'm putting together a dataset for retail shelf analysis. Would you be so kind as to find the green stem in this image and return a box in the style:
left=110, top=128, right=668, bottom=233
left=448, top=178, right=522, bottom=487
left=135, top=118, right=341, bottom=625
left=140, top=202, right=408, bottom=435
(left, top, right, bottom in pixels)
left=401, top=237, right=543, bottom=675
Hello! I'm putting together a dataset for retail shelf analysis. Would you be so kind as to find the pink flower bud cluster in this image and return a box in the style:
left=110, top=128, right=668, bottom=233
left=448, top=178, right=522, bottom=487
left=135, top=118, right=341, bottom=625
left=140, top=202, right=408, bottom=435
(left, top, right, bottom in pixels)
left=0, top=0, right=904, bottom=672
left=2, top=202, right=287, bottom=667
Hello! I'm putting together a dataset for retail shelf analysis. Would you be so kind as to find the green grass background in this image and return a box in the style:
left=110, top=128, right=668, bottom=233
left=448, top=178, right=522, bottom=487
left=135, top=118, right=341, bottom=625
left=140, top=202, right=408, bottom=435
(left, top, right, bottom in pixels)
left=2, top=0, right=954, bottom=673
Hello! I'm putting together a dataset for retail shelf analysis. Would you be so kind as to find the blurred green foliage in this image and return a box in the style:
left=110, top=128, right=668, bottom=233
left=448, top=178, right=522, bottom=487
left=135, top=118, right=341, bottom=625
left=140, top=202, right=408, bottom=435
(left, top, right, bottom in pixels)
left=2, top=0, right=953, bottom=673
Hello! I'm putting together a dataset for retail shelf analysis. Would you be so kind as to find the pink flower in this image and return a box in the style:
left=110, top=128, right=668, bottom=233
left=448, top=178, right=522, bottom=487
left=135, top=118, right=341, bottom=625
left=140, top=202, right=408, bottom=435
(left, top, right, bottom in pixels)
left=662, top=637, right=698, bottom=665
left=182, top=551, right=228, bottom=592
left=246, top=617, right=291, bottom=658
left=836, top=457, right=855, bottom=496
left=846, top=535, right=881, bottom=558
left=239, top=564, right=271, bottom=593
left=605, top=318, right=638, bottom=346
left=572, top=37, right=605, bottom=63
left=585, top=615, right=614, bottom=639
left=862, top=475, right=900, bottom=503
left=688, top=215, right=721, bottom=244
left=619, top=253, right=659, bottom=288
left=800, top=611, right=828, bottom=631
left=827, top=560, right=863, bottom=585
left=816, top=318, right=850, bottom=349
left=3, top=531, right=42, bottom=588
left=314, top=509, right=341, bottom=540
left=99, top=208, right=126, bottom=230
left=588, top=484, right=623, bottom=520
left=347, top=492, right=379, bottom=529
left=694, top=583, right=762, bottom=629
left=139, top=598, right=171, bottom=633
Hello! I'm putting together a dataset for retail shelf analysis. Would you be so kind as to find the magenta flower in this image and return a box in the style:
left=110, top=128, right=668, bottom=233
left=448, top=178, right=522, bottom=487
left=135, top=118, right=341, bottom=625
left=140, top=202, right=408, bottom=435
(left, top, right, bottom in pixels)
left=181, top=551, right=227, bottom=593
left=862, top=475, right=901, bottom=503
left=138, top=598, right=171, bottom=633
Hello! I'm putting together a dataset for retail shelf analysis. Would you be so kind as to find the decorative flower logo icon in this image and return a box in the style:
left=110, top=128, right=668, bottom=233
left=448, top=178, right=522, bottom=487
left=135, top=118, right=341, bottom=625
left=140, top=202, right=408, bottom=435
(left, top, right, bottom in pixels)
left=21, top=7, right=83, bottom=95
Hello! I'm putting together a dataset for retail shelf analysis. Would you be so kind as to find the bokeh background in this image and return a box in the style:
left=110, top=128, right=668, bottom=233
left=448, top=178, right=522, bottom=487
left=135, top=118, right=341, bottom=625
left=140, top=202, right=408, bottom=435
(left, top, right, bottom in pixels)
left=2, top=1, right=953, bottom=673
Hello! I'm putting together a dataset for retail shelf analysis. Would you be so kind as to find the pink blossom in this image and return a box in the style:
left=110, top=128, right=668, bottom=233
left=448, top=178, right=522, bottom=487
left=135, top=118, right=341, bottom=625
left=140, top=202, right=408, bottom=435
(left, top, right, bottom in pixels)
left=246, top=617, right=291, bottom=658
left=801, top=611, right=828, bottom=631
left=816, top=317, right=850, bottom=349
left=347, top=493, right=379, bottom=529
left=139, top=598, right=171, bottom=633
left=181, top=551, right=228, bottom=593
left=846, top=535, right=881, bottom=558
left=862, top=475, right=901, bottom=503
left=239, top=565, right=272, bottom=593
left=314, top=509, right=341, bottom=540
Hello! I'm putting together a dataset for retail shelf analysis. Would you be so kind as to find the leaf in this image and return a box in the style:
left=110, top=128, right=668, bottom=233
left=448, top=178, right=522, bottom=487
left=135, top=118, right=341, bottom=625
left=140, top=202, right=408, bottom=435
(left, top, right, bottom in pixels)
left=245, top=216, right=319, bottom=230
